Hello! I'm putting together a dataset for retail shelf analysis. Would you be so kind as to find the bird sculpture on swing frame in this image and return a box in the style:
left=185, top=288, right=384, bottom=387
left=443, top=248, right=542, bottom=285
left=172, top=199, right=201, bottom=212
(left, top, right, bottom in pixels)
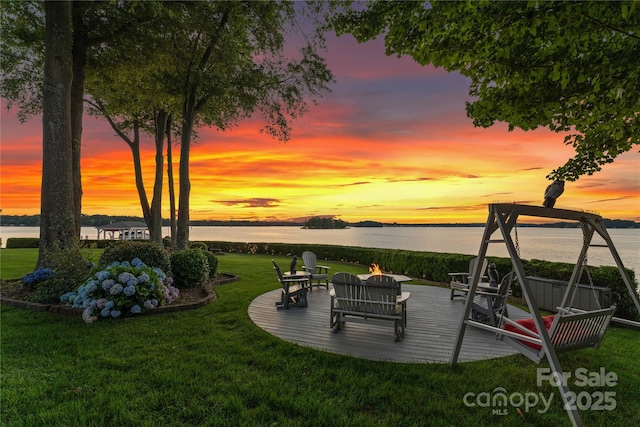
left=543, top=180, right=565, bottom=208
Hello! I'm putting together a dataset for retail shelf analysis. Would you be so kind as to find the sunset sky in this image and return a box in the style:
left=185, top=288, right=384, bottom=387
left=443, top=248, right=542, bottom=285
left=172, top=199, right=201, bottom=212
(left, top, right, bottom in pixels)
left=1, top=32, right=639, bottom=224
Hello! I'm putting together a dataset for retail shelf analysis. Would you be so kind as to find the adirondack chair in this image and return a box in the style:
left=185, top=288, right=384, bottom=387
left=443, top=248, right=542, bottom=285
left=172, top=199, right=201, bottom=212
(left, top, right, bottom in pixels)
left=449, top=256, right=488, bottom=300
left=301, top=251, right=330, bottom=291
left=470, top=270, right=515, bottom=326
left=272, top=260, right=309, bottom=309
left=366, top=274, right=409, bottom=331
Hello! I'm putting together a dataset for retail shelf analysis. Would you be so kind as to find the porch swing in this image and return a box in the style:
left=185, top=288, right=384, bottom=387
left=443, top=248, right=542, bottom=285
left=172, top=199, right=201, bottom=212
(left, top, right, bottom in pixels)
left=449, top=203, right=640, bottom=427
left=495, top=220, right=616, bottom=362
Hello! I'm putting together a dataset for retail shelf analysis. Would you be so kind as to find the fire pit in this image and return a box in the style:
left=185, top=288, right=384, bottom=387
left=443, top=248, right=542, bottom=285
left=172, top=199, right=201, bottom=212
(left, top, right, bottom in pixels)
left=357, top=264, right=412, bottom=295
left=369, top=263, right=383, bottom=276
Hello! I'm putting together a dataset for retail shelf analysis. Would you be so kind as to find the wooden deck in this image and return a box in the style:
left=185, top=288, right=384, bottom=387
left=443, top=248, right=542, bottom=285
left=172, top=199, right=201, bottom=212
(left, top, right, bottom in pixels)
left=249, top=284, right=531, bottom=364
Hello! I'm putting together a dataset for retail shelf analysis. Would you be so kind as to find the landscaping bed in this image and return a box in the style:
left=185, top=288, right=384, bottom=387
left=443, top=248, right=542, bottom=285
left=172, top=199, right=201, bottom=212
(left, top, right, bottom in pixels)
left=0, top=273, right=239, bottom=315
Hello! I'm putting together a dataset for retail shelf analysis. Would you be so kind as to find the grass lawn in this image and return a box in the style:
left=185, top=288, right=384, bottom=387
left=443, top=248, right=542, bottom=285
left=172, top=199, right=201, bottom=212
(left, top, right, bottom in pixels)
left=1, top=251, right=639, bottom=426
left=0, top=248, right=40, bottom=280
left=0, top=247, right=104, bottom=281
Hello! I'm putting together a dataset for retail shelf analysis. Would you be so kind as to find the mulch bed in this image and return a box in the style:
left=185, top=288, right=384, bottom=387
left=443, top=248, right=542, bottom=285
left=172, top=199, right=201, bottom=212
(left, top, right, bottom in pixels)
left=0, top=273, right=239, bottom=316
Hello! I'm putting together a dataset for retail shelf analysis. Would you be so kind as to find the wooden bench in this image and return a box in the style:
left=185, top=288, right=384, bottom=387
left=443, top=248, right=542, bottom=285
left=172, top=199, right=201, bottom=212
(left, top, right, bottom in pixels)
left=330, top=273, right=410, bottom=342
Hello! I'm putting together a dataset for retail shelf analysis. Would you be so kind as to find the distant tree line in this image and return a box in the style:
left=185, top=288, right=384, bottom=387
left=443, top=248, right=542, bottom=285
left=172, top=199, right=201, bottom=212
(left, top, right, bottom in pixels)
left=303, top=216, right=349, bottom=229
left=1, top=214, right=637, bottom=229
left=2, top=215, right=147, bottom=227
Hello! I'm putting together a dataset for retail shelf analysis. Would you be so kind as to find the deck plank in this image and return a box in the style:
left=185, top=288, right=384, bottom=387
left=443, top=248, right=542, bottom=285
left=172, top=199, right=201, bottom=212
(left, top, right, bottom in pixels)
left=249, top=284, right=530, bottom=363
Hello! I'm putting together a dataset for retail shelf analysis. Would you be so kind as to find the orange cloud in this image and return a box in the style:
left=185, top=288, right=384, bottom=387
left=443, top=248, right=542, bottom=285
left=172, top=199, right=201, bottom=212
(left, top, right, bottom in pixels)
left=1, top=35, right=638, bottom=223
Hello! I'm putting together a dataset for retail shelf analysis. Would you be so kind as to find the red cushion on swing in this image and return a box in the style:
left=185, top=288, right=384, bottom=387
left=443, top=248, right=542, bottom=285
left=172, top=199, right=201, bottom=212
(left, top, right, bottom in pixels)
left=504, top=315, right=555, bottom=350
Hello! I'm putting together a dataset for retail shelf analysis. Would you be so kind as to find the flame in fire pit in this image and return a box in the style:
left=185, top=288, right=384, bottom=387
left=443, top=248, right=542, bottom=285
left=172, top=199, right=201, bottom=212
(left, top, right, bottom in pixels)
left=369, top=263, right=383, bottom=276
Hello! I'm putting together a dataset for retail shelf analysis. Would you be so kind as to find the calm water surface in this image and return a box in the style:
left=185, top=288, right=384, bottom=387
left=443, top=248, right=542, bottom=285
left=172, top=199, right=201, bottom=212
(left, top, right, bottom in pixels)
left=2, top=225, right=638, bottom=274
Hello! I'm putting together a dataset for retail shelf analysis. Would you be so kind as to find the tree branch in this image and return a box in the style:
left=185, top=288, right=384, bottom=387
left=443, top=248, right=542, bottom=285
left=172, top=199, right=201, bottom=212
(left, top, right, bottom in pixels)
left=579, top=12, right=640, bottom=41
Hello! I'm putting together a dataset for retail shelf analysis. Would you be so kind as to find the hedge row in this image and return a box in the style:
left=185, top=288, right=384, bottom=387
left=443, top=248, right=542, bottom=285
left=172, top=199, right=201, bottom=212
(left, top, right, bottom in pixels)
left=5, top=238, right=40, bottom=248
left=204, top=241, right=639, bottom=322
left=5, top=238, right=118, bottom=249
left=6, top=238, right=637, bottom=320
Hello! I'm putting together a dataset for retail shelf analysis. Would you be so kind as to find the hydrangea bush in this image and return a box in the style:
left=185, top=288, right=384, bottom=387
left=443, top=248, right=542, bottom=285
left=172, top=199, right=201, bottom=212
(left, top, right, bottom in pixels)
left=21, top=268, right=55, bottom=290
left=61, top=258, right=179, bottom=323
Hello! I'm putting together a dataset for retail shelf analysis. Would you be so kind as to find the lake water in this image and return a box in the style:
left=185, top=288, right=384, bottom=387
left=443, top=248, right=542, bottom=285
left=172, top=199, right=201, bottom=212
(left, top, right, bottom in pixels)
left=2, top=225, right=639, bottom=274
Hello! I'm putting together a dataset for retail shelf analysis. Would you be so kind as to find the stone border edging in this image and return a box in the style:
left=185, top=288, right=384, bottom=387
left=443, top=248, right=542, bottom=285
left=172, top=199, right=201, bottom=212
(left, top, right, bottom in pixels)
left=0, top=273, right=240, bottom=316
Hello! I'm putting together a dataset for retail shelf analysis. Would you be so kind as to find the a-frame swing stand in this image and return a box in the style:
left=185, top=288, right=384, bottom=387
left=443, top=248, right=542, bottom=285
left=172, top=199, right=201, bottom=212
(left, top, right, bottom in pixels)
left=450, top=203, right=640, bottom=427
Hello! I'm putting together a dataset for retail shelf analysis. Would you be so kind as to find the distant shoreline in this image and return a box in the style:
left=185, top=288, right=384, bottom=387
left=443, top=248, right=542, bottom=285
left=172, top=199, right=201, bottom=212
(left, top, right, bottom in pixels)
left=1, top=214, right=638, bottom=229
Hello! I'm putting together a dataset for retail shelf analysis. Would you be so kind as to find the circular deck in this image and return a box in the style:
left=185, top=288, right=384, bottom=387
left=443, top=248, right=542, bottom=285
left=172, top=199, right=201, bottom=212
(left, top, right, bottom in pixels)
left=249, top=284, right=530, bottom=364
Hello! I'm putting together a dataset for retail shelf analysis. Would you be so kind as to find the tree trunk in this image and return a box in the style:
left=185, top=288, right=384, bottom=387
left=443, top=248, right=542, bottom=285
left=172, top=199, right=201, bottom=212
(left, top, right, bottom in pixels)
left=102, top=110, right=166, bottom=245
left=149, top=110, right=168, bottom=244
left=167, top=117, right=177, bottom=250
left=71, top=1, right=88, bottom=237
left=176, top=115, right=194, bottom=250
left=126, top=120, right=153, bottom=232
left=38, top=0, right=77, bottom=267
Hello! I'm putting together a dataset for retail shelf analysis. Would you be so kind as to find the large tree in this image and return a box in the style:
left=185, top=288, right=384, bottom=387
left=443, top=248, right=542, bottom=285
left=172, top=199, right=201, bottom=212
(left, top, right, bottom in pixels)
left=160, top=1, right=333, bottom=248
left=2, top=1, right=156, bottom=236
left=82, top=1, right=332, bottom=248
left=85, top=31, right=176, bottom=244
left=3, top=1, right=334, bottom=251
left=38, top=0, right=76, bottom=267
left=332, top=0, right=639, bottom=181
left=86, top=103, right=170, bottom=245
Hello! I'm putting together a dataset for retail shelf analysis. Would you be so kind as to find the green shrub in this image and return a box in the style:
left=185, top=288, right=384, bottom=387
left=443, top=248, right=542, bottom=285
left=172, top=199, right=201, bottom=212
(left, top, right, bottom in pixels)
left=591, top=266, right=640, bottom=322
left=170, top=249, right=209, bottom=288
left=33, top=275, right=77, bottom=304
left=99, top=241, right=170, bottom=273
left=79, top=239, right=116, bottom=249
left=190, top=241, right=208, bottom=250
left=31, top=246, right=94, bottom=304
left=6, top=238, right=39, bottom=248
left=200, top=250, right=219, bottom=277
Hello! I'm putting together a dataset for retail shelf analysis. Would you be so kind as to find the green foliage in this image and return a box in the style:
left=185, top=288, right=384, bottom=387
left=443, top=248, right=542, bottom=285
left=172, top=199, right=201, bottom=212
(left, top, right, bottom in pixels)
left=199, top=250, right=219, bottom=278
left=11, top=237, right=115, bottom=250
left=162, top=237, right=172, bottom=248
left=0, top=214, right=160, bottom=227
left=80, top=239, right=117, bottom=249
left=190, top=241, right=208, bottom=250
left=303, top=216, right=349, bottom=229
left=99, top=241, right=170, bottom=273
left=45, top=246, right=94, bottom=279
left=32, top=246, right=95, bottom=304
left=590, top=266, right=640, bottom=322
left=0, top=1, right=45, bottom=120
left=73, top=1, right=336, bottom=249
left=6, top=238, right=39, bottom=249
left=332, top=1, right=639, bottom=181
left=170, top=249, right=209, bottom=288
left=32, top=275, right=77, bottom=305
